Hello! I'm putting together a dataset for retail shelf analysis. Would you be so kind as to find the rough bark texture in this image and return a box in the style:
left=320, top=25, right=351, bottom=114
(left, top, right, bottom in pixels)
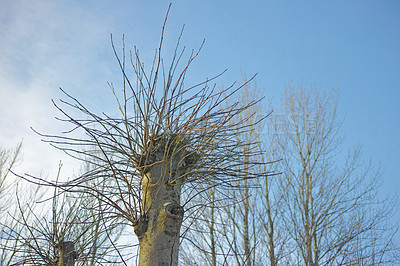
left=58, top=241, right=75, bottom=266
left=134, top=135, right=192, bottom=265
left=136, top=201, right=183, bottom=265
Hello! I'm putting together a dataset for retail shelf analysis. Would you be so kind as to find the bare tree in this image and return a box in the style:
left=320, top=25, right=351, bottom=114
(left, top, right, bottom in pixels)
left=236, top=79, right=289, bottom=266
left=180, top=77, right=288, bottom=266
left=179, top=182, right=230, bottom=266
left=23, top=5, right=268, bottom=265
left=0, top=142, right=23, bottom=265
left=275, top=82, right=396, bottom=265
left=195, top=79, right=267, bottom=266
left=7, top=162, right=124, bottom=265
left=181, top=80, right=398, bottom=266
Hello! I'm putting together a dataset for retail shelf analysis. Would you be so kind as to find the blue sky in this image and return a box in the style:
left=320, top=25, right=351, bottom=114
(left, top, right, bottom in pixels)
left=1, top=0, right=399, bottom=224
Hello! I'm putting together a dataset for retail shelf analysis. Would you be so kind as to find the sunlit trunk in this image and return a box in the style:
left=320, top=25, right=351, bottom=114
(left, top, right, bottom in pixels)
left=134, top=137, right=188, bottom=265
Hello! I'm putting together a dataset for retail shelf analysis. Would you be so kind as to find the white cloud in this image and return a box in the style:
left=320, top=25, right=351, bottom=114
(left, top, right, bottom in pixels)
left=0, top=0, right=117, bottom=179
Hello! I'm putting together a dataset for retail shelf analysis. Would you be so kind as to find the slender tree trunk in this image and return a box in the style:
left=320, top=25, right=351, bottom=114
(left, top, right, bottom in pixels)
left=209, top=183, right=217, bottom=266
left=242, top=146, right=252, bottom=266
left=265, top=185, right=277, bottom=266
left=243, top=178, right=251, bottom=266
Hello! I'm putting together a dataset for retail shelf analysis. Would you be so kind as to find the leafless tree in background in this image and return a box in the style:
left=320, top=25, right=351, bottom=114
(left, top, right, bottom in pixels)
left=180, top=80, right=399, bottom=266
left=0, top=142, right=24, bottom=265
left=6, top=162, right=124, bottom=265
left=180, top=78, right=287, bottom=266
left=276, top=82, right=397, bottom=265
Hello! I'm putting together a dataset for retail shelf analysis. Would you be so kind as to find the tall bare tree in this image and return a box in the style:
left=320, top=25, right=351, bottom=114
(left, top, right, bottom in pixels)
left=276, top=82, right=396, bottom=265
left=0, top=142, right=23, bottom=265
left=180, top=80, right=398, bottom=266
left=180, top=78, right=288, bottom=266
left=24, top=5, right=268, bottom=265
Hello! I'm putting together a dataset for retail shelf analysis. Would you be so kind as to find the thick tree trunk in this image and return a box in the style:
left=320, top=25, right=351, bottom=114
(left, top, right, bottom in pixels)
left=134, top=136, right=189, bottom=265
left=57, top=241, right=75, bottom=266
left=137, top=199, right=183, bottom=265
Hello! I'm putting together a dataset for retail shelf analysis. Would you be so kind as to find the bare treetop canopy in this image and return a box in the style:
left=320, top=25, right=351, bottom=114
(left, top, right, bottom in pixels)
left=27, top=5, right=272, bottom=265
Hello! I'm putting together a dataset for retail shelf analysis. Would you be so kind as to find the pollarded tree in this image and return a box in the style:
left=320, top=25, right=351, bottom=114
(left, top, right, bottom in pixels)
left=8, top=163, right=124, bottom=266
left=26, top=5, right=269, bottom=265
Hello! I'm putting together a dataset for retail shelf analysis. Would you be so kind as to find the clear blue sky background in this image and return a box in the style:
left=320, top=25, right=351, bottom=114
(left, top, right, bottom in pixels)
left=1, top=0, right=399, bottom=227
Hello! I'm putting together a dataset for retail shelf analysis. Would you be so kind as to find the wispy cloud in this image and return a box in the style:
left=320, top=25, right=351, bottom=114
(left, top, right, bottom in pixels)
left=0, top=0, right=116, bottom=178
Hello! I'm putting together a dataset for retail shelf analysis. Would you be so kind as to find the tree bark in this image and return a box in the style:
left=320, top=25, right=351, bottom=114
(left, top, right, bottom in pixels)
left=58, top=241, right=75, bottom=266
left=136, top=201, right=183, bottom=265
left=134, top=136, right=189, bottom=265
